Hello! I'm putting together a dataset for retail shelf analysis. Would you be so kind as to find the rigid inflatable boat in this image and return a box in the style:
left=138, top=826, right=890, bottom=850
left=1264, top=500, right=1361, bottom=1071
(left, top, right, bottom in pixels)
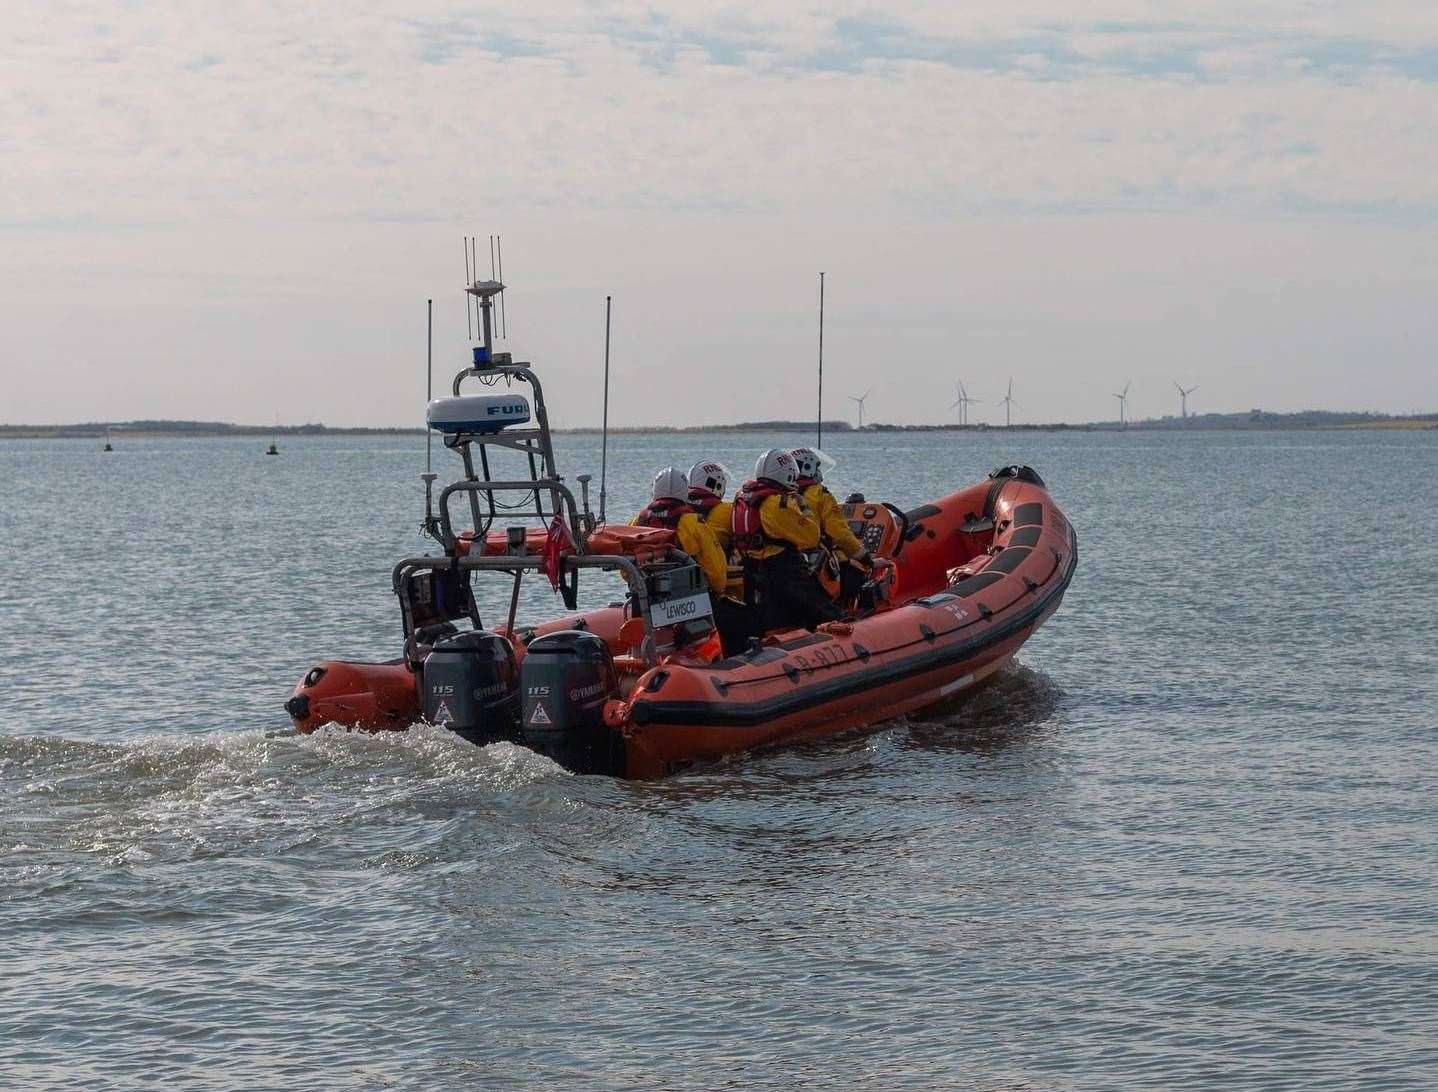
left=285, top=279, right=1077, bottom=778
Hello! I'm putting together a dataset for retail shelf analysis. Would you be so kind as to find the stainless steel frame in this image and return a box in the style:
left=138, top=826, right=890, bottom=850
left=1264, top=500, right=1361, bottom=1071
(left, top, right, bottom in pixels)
left=397, top=278, right=688, bottom=668
left=392, top=549, right=687, bottom=668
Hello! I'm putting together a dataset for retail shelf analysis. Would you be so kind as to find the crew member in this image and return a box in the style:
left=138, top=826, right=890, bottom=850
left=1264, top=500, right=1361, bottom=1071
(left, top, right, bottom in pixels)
left=687, top=460, right=744, bottom=599
left=731, top=449, right=842, bottom=632
left=791, top=446, right=872, bottom=603
left=635, top=466, right=753, bottom=653
left=686, top=461, right=733, bottom=552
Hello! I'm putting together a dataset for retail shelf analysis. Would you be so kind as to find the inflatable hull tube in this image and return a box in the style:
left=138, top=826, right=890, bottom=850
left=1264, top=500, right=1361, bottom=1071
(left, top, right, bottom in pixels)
left=284, top=660, right=418, bottom=734
left=285, top=471, right=1075, bottom=778
left=615, top=474, right=1075, bottom=777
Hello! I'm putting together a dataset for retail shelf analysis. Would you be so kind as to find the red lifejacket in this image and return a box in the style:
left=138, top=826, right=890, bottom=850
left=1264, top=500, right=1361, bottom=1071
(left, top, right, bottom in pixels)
left=795, top=476, right=818, bottom=490
left=731, top=480, right=786, bottom=553
left=687, top=489, right=721, bottom=516
left=635, top=497, right=696, bottom=530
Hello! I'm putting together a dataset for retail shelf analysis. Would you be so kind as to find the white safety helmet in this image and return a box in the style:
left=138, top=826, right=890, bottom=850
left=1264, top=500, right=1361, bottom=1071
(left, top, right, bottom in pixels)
left=754, top=448, right=799, bottom=489
left=790, top=447, right=836, bottom=484
left=687, top=460, right=730, bottom=498
left=651, top=465, right=689, bottom=502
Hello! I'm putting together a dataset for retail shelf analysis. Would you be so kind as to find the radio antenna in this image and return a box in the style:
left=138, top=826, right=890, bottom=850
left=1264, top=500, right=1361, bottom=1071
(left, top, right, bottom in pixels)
left=426, top=298, right=433, bottom=475
left=817, top=271, right=825, bottom=450
left=488, top=235, right=500, bottom=338
left=599, top=295, right=612, bottom=524
left=496, top=235, right=507, bottom=338
left=463, top=237, right=473, bottom=340
left=422, top=298, right=438, bottom=538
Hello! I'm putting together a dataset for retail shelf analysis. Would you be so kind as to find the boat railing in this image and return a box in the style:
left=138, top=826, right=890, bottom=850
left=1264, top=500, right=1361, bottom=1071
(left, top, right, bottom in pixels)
left=437, top=478, right=583, bottom=552
left=430, top=351, right=593, bottom=562
left=392, top=548, right=690, bottom=667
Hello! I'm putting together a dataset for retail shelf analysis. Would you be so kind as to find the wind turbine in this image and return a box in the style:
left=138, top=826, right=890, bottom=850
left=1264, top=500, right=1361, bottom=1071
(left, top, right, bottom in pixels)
left=1175, top=382, right=1197, bottom=419
left=1114, top=381, right=1131, bottom=427
left=998, top=378, right=1017, bottom=427
left=949, top=381, right=980, bottom=426
left=849, top=388, right=872, bottom=429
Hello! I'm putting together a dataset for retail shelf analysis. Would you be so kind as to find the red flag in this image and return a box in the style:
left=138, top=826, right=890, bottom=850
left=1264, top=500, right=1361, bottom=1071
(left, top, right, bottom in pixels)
left=542, top=516, right=576, bottom=592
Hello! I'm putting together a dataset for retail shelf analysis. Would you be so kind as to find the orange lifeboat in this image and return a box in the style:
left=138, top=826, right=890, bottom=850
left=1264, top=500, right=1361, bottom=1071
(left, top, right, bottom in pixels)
left=610, top=467, right=1075, bottom=777
left=285, top=465, right=1076, bottom=778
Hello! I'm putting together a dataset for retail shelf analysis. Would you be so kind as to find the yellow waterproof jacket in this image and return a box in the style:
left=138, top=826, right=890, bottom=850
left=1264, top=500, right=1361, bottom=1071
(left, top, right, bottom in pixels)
left=801, top=482, right=865, bottom=558
left=630, top=509, right=729, bottom=593
left=703, top=499, right=733, bottom=553
left=737, top=491, right=821, bottom=560
left=697, top=498, right=744, bottom=598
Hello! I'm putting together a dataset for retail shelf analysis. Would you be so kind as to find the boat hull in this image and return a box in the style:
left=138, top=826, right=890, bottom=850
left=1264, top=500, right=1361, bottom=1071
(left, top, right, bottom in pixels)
left=284, top=470, right=1076, bottom=777
left=620, top=598, right=1063, bottom=778
left=283, top=659, right=418, bottom=734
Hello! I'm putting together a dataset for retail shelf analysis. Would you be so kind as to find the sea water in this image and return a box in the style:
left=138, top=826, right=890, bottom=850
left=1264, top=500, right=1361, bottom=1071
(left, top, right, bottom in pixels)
left=1, top=429, right=1435, bottom=1090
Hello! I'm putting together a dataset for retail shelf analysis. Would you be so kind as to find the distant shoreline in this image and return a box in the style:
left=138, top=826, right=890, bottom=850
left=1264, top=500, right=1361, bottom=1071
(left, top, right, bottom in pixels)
left=1, top=412, right=1434, bottom=440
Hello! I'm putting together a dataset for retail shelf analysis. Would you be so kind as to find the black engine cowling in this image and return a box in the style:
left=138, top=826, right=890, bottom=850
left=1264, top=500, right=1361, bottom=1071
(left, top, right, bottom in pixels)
left=519, top=630, right=623, bottom=775
left=422, top=631, right=519, bottom=745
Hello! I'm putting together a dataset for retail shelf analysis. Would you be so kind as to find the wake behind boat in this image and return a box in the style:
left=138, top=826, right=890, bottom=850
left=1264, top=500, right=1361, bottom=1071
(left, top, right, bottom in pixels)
left=285, top=279, right=1077, bottom=778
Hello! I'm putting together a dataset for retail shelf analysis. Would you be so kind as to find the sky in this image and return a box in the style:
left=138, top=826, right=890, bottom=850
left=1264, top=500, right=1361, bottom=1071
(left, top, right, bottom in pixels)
left=4, top=1, right=1437, bottom=428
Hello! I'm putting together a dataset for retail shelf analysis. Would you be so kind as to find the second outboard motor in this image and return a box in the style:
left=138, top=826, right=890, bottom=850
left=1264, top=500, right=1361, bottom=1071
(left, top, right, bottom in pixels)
left=520, top=630, right=622, bottom=775
left=421, top=631, right=519, bottom=745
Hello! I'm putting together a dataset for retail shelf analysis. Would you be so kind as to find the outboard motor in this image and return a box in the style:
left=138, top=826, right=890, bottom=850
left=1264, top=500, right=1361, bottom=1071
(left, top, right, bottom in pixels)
left=404, top=621, right=458, bottom=668
left=519, top=630, right=622, bottom=775
left=421, top=631, right=519, bottom=745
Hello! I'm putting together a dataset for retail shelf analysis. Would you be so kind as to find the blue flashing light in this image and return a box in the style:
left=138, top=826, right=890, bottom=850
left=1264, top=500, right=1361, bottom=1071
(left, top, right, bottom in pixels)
left=472, top=345, right=490, bottom=366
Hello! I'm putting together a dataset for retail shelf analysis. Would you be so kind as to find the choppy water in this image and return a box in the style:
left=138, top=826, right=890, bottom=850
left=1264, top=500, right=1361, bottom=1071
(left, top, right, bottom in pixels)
left=2, top=428, right=1436, bottom=1090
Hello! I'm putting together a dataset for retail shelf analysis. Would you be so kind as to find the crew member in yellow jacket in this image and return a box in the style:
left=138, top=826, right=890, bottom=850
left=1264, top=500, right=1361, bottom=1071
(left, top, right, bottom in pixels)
left=634, top=466, right=754, bottom=652
left=791, top=446, right=872, bottom=603
left=730, top=449, right=842, bottom=632
left=686, top=460, right=745, bottom=599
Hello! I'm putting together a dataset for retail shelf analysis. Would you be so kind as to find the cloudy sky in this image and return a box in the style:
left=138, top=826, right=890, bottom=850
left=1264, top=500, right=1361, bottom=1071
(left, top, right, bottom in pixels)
left=5, top=2, right=1436, bottom=427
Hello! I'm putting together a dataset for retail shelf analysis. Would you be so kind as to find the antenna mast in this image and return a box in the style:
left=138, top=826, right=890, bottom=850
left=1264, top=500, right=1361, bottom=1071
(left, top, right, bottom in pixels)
left=599, top=295, right=612, bottom=524
left=426, top=299, right=433, bottom=474
left=489, top=235, right=508, bottom=338
left=471, top=237, right=482, bottom=340
left=496, top=235, right=507, bottom=338
left=463, top=238, right=473, bottom=340
left=817, top=271, right=825, bottom=449
left=422, top=298, right=438, bottom=537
